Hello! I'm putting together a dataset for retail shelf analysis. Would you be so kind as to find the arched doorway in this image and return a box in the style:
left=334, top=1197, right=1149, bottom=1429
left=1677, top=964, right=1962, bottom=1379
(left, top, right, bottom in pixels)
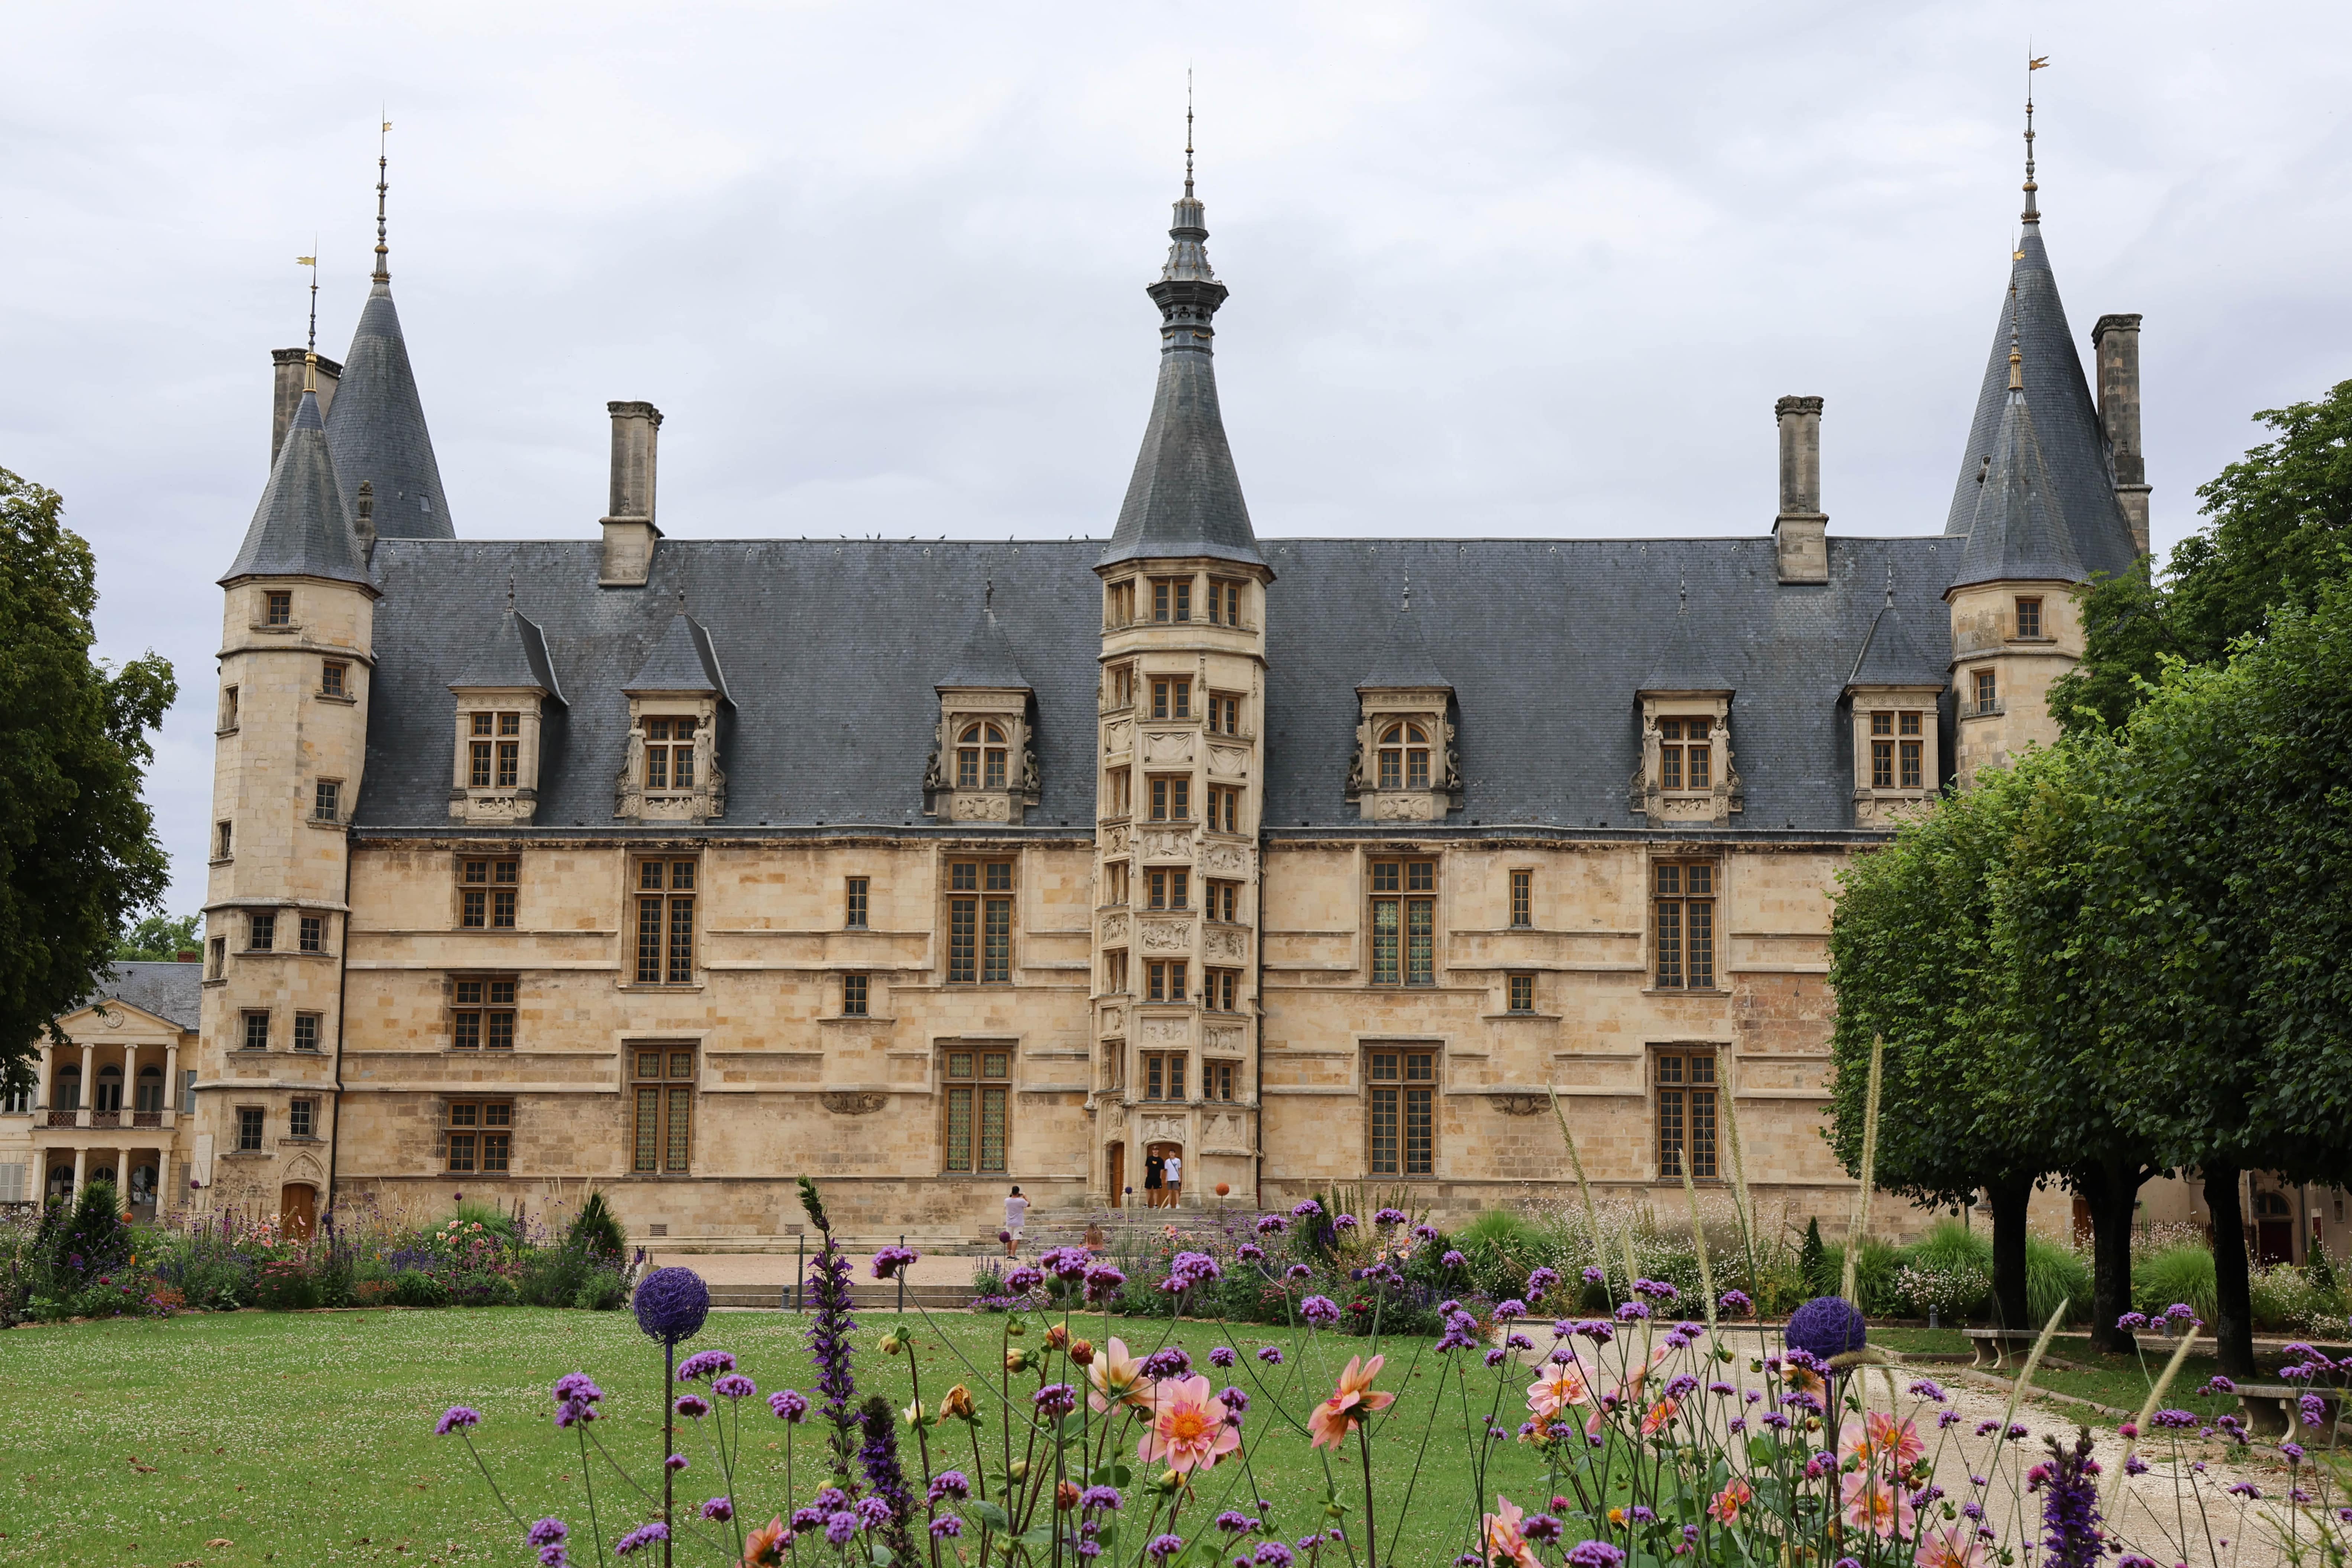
left=281, top=1183, right=318, bottom=1241
left=1144, top=1141, right=1183, bottom=1209
left=2254, top=1190, right=2294, bottom=1266
left=1106, top=1142, right=1126, bottom=1209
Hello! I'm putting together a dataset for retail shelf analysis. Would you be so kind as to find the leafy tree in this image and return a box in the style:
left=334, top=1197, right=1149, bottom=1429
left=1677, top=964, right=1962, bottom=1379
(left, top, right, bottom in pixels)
left=2053, top=581, right=2352, bottom=1374
left=0, top=469, right=177, bottom=1096
left=1827, top=758, right=2070, bottom=1331
left=2055, top=379, right=2352, bottom=733
left=114, top=913, right=201, bottom=962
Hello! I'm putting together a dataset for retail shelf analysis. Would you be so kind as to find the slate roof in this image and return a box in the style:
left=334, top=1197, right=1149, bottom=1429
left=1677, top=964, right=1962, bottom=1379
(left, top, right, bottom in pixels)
left=939, top=599, right=1030, bottom=689
left=624, top=613, right=731, bottom=699
left=1637, top=584, right=1730, bottom=694
left=1097, top=186, right=1265, bottom=573
left=220, top=389, right=371, bottom=587
left=356, top=533, right=1957, bottom=835
left=87, top=963, right=203, bottom=1031
left=1356, top=595, right=1448, bottom=691
left=325, top=281, right=456, bottom=540
left=1847, top=591, right=1939, bottom=689
left=449, top=608, right=566, bottom=702
left=1952, top=374, right=2085, bottom=589
left=1939, top=225, right=2136, bottom=583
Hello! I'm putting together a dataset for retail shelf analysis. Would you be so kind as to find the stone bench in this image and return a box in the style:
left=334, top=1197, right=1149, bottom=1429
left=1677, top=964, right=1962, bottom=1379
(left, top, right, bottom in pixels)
left=1962, top=1328, right=2049, bottom=1369
left=2234, top=1384, right=2344, bottom=1441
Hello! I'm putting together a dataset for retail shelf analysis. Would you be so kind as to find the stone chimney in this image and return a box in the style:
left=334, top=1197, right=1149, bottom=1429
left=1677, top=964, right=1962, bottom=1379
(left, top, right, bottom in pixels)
left=2093, top=314, right=2151, bottom=557
left=599, top=401, right=663, bottom=587
left=269, top=348, right=342, bottom=465
left=1772, top=395, right=1828, bottom=583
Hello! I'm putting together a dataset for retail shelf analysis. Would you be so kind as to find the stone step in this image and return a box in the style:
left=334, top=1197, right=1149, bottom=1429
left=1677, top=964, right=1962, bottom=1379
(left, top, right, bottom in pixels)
left=707, top=1283, right=974, bottom=1311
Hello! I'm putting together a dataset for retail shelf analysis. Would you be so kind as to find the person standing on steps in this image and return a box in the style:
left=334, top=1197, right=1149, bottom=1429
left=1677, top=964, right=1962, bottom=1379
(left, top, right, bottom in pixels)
left=1142, top=1151, right=1164, bottom=1209
left=1161, top=1151, right=1182, bottom=1209
left=1003, top=1185, right=1027, bottom=1258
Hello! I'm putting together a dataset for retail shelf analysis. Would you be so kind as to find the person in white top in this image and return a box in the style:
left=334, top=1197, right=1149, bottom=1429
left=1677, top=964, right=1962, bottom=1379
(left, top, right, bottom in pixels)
left=1160, top=1154, right=1181, bottom=1207
left=1003, top=1186, right=1028, bottom=1257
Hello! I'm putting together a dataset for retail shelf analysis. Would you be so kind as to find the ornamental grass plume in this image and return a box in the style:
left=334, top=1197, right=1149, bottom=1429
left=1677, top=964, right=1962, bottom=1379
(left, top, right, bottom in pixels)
left=1841, top=1035, right=1885, bottom=1303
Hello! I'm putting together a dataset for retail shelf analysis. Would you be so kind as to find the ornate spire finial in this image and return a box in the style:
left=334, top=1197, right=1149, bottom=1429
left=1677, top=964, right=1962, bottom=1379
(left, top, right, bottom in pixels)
left=507, top=573, right=517, bottom=612
left=2022, top=54, right=2049, bottom=224
left=2007, top=284, right=2024, bottom=395
left=1885, top=558, right=1897, bottom=608
left=373, top=114, right=392, bottom=283
left=1678, top=576, right=1688, bottom=612
left=297, top=246, right=320, bottom=391
left=1401, top=569, right=1411, bottom=614
left=1184, top=67, right=1195, bottom=199
left=984, top=578, right=994, bottom=612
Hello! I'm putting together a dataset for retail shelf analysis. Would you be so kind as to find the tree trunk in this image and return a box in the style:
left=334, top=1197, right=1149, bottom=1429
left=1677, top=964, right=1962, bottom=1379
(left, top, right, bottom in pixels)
left=1987, top=1177, right=2032, bottom=1331
left=2204, top=1163, right=2258, bottom=1379
left=2085, top=1162, right=2145, bottom=1356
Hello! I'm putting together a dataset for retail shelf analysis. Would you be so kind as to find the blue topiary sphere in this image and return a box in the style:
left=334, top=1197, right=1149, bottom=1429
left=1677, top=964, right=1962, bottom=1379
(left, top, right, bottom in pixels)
left=1785, top=1294, right=1867, bottom=1362
left=633, top=1266, right=711, bottom=1347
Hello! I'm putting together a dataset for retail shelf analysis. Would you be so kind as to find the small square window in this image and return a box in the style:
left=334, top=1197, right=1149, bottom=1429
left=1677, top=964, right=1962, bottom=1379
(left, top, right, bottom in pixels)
left=241, top=1010, right=269, bottom=1051
left=2015, top=597, right=2043, bottom=639
left=1973, top=669, right=1999, bottom=715
left=289, top=1098, right=315, bottom=1138
left=321, top=661, right=347, bottom=698
left=249, top=912, right=276, bottom=951
left=264, top=591, right=292, bottom=627
left=299, top=914, right=325, bottom=953
left=236, top=1106, right=265, bottom=1151
left=1508, top=974, right=1535, bottom=1012
left=843, top=974, right=869, bottom=1016
left=313, top=780, right=341, bottom=821
left=293, top=1013, right=321, bottom=1052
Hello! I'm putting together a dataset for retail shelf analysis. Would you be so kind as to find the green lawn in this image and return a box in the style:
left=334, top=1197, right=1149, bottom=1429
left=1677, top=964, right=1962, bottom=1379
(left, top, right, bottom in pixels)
left=0, top=1305, right=1596, bottom=1568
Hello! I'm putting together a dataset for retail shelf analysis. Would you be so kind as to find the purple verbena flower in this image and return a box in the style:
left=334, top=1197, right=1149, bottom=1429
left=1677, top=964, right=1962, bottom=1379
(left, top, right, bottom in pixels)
left=674, top=1395, right=711, bottom=1420
left=1142, top=1347, right=1193, bottom=1379
left=1567, top=1542, right=1627, bottom=1568
left=1441, top=1249, right=1468, bottom=1270
left=614, top=1523, right=670, bottom=1556
left=769, top=1388, right=809, bottom=1422
left=1300, top=1295, right=1341, bottom=1326
left=1718, top=1289, right=1754, bottom=1316
left=527, top=1519, right=568, bottom=1547
left=1291, top=1199, right=1322, bottom=1219
left=1034, top=1383, right=1078, bottom=1417
left=870, top=1245, right=919, bottom=1280
left=1084, top=1263, right=1127, bottom=1303
left=664, top=1452, right=689, bottom=1472
left=434, top=1406, right=482, bottom=1436
left=1256, top=1345, right=1284, bottom=1364
left=711, top=1374, right=756, bottom=1400
left=1237, top=1243, right=1265, bottom=1262
left=1147, top=1535, right=1187, bottom=1560
left=677, top=1350, right=737, bottom=1381
left=702, top=1497, right=734, bottom=1522
left=824, top=1510, right=858, bottom=1546
left=931, top=1517, right=964, bottom=1539
left=1006, top=1265, right=1045, bottom=1292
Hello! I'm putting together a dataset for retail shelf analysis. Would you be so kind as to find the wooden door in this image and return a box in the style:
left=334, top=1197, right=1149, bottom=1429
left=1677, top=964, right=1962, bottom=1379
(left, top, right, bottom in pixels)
left=280, top=1183, right=317, bottom=1241
left=2257, top=1219, right=2294, bottom=1267
left=1107, top=1142, right=1125, bottom=1208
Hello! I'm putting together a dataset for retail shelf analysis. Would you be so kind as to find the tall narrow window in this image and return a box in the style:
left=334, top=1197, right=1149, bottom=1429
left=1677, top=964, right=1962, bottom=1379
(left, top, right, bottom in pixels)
left=644, top=717, right=698, bottom=791
left=207, top=937, right=226, bottom=980
left=1103, top=949, right=1129, bottom=994
left=1870, top=711, right=1896, bottom=789
left=1367, top=1048, right=1436, bottom=1176
left=1654, top=862, right=1716, bottom=990
left=1106, top=581, right=1136, bottom=628
left=1973, top=669, right=1998, bottom=715
left=634, top=859, right=697, bottom=984
left=313, top=780, right=342, bottom=821
left=842, top=974, right=869, bottom=1016
left=1151, top=679, right=1192, bottom=720
left=216, top=821, right=234, bottom=860
left=1106, top=767, right=1131, bottom=818
left=947, top=860, right=1014, bottom=983
left=1206, top=785, right=1240, bottom=834
left=288, top=1098, right=316, bottom=1138
left=249, top=912, right=276, bottom=952
left=630, top=1047, right=696, bottom=1173
left=449, top=1099, right=514, bottom=1174
left=1204, top=969, right=1239, bottom=1011
left=452, top=977, right=517, bottom=1050
left=1510, top=870, right=1532, bottom=928
left=2014, top=597, right=2043, bottom=639
left=1207, top=579, right=1242, bottom=627
left=1149, top=777, right=1190, bottom=822
left=461, top=858, right=520, bottom=930
left=220, top=685, right=240, bottom=730
left=299, top=914, right=325, bottom=953
left=1369, top=859, right=1436, bottom=987
left=237, top=1105, right=265, bottom=1151
left=1377, top=724, right=1430, bottom=791
left=1656, top=1050, right=1718, bottom=1178
left=942, top=1048, right=1010, bottom=1173
left=958, top=724, right=1009, bottom=789
left=1151, top=579, right=1192, bottom=623
left=1145, top=960, right=1187, bottom=1003
left=1207, top=880, right=1238, bottom=923
left=1206, top=693, right=1242, bottom=734
left=1206, top=1060, right=1236, bottom=1101
left=845, top=877, right=869, bottom=929
left=1105, top=861, right=1129, bottom=907
left=264, top=591, right=292, bottom=627
left=1107, top=663, right=1135, bottom=708
left=1899, top=711, right=1923, bottom=789
left=1508, top=974, right=1535, bottom=1012
left=320, top=661, right=348, bottom=698
left=292, top=1012, right=321, bottom=1052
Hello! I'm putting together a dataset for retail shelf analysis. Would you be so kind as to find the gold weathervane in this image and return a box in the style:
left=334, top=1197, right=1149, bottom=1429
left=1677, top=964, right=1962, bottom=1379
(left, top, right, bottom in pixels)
left=298, top=248, right=321, bottom=389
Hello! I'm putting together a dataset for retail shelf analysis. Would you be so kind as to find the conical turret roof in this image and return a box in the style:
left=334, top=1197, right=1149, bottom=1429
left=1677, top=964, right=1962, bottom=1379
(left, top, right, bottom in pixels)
left=1952, top=367, right=2084, bottom=590
left=220, top=388, right=372, bottom=588
left=326, top=279, right=455, bottom=540
left=1097, top=165, right=1265, bottom=573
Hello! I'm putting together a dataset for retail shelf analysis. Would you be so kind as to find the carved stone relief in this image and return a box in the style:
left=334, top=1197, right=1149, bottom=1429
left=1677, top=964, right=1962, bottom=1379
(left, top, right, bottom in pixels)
left=1140, top=830, right=1194, bottom=860
left=1103, top=823, right=1131, bottom=854
left=1139, top=920, right=1190, bottom=953
left=1207, top=745, right=1250, bottom=778
left=1203, top=1025, right=1244, bottom=1054
left=951, top=793, right=1012, bottom=821
left=819, top=1092, right=889, bottom=1115
left=1372, top=794, right=1433, bottom=821
left=1203, top=925, right=1248, bottom=962
left=1099, top=1005, right=1124, bottom=1037
left=1140, top=1018, right=1189, bottom=1045
left=1100, top=912, right=1128, bottom=943
left=1141, top=1114, right=1187, bottom=1144
left=1495, top=1093, right=1548, bottom=1116
left=1104, top=719, right=1132, bottom=754
left=1142, top=731, right=1194, bottom=764
left=1200, top=841, right=1251, bottom=877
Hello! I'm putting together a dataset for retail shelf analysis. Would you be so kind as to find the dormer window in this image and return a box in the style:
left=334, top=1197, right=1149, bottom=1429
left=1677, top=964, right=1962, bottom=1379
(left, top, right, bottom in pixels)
left=958, top=723, right=1008, bottom=790
left=1658, top=718, right=1711, bottom=790
left=469, top=712, right=522, bottom=789
left=450, top=610, right=565, bottom=826
left=1377, top=723, right=1431, bottom=791
left=1631, top=696, right=1742, bottom=825
left=1847, top=692, right=1942, bottom=827
left=1869, top=712, right=1924, bottom=789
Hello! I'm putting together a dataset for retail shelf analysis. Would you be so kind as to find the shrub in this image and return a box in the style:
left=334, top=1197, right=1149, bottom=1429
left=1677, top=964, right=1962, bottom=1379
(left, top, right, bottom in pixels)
left=2131, top=1242, right=2218, bottom=1323
left=2024, top=1235, right=2093, bottom=1327
left=391, top=1267, right=448, bottom=1308
left=572, top=1265, right=627, bottom=1311
left=1893, top=1220, right=1993, bottom=1320
left=518, top=1247, right=593, bottom=1308
left=2248, top=1263, right=2338, bottom=1333
left=567, top=1190, right=628, bottom=1261
left=1798, top=1217, right=1828, bottom=1297
left=255, top=1260, right=321, bottom=1311
left=1455, top=1209, right=1548, bottom=1301
left=1814, top=1238, right=1906, bottom=1315
left=447, top=1200, right=520, bottom=1244
left=51, top=1179, right=130, bottom=1285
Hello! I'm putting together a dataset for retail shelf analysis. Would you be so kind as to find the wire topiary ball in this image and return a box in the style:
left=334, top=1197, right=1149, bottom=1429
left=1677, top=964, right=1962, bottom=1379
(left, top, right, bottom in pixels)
left=633, top=1265, right=711, bottom=1347
left=1784, top=1294, right=1867, bottom=1362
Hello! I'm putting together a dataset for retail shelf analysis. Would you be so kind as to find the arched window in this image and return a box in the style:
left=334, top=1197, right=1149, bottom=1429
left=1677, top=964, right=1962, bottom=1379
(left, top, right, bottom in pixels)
left=1377, top=723, right=1430, bottom=791
left=54, top=1063, right=82, bottom=1110
left=958, top=724, right=1008, bottom=791
left=96, top=1064, right=123, bottom=1113
left=136, top=1065, right=164, bottom=1114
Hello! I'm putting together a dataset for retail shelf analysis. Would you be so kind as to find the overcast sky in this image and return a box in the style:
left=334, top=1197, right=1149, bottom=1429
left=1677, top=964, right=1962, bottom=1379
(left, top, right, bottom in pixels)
left=6, top=1, right=2348, bottom=912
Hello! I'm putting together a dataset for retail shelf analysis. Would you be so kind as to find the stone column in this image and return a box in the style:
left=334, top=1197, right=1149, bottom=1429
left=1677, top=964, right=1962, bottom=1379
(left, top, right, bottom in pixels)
left=76, top=1043, right=94, bottom=1128
left=71, top=1146, right=86, bottom=1196
left=36, top=1045, right=53, bottom=1119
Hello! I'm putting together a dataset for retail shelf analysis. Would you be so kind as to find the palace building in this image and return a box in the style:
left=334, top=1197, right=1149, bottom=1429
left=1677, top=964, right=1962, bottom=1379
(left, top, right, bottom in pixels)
left=12, top=113, right=2249, bottom=1254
